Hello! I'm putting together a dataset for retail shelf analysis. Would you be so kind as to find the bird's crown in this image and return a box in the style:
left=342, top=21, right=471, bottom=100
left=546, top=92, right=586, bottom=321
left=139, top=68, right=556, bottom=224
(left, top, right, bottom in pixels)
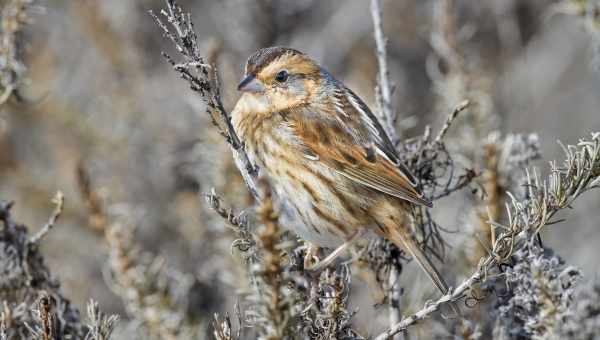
left=244, top=47, right=307, bottom=76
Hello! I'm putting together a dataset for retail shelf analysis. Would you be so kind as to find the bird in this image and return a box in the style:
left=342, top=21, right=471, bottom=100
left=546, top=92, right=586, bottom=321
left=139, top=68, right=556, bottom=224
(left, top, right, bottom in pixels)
left=231, top=46, right=451, bottom=299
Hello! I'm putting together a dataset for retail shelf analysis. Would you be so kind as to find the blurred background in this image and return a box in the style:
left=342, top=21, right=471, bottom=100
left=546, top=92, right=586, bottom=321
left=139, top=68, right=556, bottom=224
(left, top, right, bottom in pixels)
left=1, top=0, right=599, bottom=338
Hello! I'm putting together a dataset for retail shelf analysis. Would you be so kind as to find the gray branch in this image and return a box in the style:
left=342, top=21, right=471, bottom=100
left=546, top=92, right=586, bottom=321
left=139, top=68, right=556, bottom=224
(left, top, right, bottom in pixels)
left=370, top=0, right=396, bottom=141
left=150, top=0, right=259, bottom=199
left=376, top=132, right=600, bottom=339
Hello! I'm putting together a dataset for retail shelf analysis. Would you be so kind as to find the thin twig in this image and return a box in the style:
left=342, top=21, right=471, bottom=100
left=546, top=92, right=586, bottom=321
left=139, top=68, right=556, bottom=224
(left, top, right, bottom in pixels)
left=370, top=0, right=396, bottom=141
left=204, top=189, right=255, bottom=257
left=29, top=191, right=64, bottom=245
left=0, top=0, right=36, bottom=106
left=434, top=100, right=469, bottom=143
left=374, top=264, right=486, bottom=340
left=204, top=188, right=249, bottom=231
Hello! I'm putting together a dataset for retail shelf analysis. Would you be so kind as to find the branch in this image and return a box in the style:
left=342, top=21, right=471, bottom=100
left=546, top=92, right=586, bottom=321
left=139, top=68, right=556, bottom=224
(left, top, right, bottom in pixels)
left=434, top=100, right=469, bottom=143
left=0, top=0, right=37, bottom=106
left=149, top=0, right=259, bottom=199
left=374, top=263, right=486, bottom=340
left=204, top=189, right=249, bottom=231
left=204, top=189, right=256, bottom=258
left=29, top=191, right=64, bottom=245
left=370, top=2, right=407, bottom=338
left=375, top=132, right=600, bottom=339
left=370, top=0, right=396, bottom=141
left=387, top=265, right=404, bottom=340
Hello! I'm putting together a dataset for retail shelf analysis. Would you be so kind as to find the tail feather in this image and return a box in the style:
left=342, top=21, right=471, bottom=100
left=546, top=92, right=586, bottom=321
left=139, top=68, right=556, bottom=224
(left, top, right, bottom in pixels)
left=387, top=227, right=448, bottom=294
left=387, top=225, right=461, bottom=316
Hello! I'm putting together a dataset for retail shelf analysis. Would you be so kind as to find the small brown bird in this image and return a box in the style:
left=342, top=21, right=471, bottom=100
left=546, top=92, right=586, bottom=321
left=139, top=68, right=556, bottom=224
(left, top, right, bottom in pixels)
left=232, top=47, right=450, bottom=297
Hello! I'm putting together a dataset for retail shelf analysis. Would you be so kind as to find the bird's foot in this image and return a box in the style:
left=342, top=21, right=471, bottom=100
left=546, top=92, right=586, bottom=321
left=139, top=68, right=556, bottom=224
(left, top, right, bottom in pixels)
left=305, top=229, right=366, bottom=273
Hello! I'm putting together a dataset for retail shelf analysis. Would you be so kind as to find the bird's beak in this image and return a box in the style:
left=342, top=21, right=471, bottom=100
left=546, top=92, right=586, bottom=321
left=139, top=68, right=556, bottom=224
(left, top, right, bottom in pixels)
left=237, top=75, right=265, bottom=93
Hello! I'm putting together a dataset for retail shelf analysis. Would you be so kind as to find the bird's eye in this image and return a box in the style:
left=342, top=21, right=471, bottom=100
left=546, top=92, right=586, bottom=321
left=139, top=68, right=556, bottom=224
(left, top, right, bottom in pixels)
left=275, top=70, right=288, bottom=82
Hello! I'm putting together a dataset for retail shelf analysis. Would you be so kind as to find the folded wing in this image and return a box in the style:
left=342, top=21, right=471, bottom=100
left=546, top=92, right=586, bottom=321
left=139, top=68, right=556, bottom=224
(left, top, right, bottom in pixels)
left=291, top=86, right=432, bottom=208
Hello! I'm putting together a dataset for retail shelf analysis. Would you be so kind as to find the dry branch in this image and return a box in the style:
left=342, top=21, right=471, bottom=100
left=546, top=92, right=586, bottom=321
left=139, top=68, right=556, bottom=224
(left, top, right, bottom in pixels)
left=434, top=100, right=469, bottom=143
left=370, top=0, right=396, bottom=141
left=29, top=191, right=64, bottom=245
left=0, top=0, right=36, bottom=105
left=0, top=195, right=118, bottom=339
left=149, top=0, right=259, bottom=198
left=369, top=2, right=406, bottom=337
left=375, top=132, right=600, bottom=339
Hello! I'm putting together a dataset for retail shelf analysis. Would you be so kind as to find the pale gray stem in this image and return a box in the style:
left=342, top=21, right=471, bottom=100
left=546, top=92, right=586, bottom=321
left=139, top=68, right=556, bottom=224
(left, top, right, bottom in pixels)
left=371, top=1, right=405, bottom=337
left=29, top=191, right=64, bottom=245
left=434, top=100, right=470, bottom=143
left=388, top=266, right=406, bottom=340
left=374, top=263, right=487, bottom=340
left=370, top=0, right=396, bottom=141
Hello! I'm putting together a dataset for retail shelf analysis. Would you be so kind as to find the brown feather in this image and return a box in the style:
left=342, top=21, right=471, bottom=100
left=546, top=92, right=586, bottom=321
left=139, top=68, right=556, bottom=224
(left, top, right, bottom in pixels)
left=383, top=220, right=461, bottom=316
left=291, top=108, right=432, bottom=207
left=231, top=48, right=455, bottom=303
left=385, top=223, right=449, bottom=294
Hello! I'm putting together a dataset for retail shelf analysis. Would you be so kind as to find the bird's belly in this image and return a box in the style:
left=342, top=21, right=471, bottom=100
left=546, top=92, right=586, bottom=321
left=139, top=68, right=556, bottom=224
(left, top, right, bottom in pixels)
left=277, top=199, right=345, bottom=248
left=245, top=125, right=368, bottom=248
left=268, top=162, right=363, bottom=248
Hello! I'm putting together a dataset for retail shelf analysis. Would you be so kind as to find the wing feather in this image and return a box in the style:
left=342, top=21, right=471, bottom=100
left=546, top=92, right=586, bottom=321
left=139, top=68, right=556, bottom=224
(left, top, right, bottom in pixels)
left=339, top=164, right=432, bottom=207
left=289, top=86, right=432, bottom=207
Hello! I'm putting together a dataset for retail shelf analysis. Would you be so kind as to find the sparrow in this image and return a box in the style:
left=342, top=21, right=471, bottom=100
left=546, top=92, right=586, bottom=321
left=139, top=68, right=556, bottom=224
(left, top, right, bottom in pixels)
left=231, top=46, right=451, bottom=298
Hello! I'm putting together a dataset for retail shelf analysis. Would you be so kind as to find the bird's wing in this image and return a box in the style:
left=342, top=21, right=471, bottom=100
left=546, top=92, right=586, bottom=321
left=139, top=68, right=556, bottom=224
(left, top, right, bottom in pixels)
left=339, top=87, right=421, bottom=187
left=290, top=87, right=432, bottom=207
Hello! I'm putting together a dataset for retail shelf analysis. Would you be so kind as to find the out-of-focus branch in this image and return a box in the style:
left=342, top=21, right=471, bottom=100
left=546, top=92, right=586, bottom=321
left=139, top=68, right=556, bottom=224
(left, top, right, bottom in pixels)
left=38, top=294, right=52, bottom=340
left=0, top=0, right=36, bottom=106
left=250, top=183, right=288, bottom=339
left=472, top=140, right=502, bottom=264
left=104, top=213, right=199, bottom=339
left=376, top=132, right=600, bottom=339
left=434, top=100, right=469, bottom=143
left=370, top=0, right=396, bottom=141
left=85, top=300, right=119, bottom=340
left=149, top=0, right=258, bottom=199
left=430, top=0, right=464, bottom=74
left=29, top=191, right=64, bottom=245
left=76, top=162, right=108, bottom=233
left=1, top=195, right=118, bottom=339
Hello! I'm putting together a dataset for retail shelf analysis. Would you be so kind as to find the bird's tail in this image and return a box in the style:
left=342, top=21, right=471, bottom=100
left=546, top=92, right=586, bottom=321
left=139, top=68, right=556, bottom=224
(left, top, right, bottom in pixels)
left=386, top=224, right=461, bottom=316
left=386, top=225, right=448, bottom=294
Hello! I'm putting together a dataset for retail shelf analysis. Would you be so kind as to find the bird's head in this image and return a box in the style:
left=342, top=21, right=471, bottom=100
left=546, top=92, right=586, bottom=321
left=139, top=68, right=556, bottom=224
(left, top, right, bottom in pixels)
left=237, top=47, right=326, bottom=113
